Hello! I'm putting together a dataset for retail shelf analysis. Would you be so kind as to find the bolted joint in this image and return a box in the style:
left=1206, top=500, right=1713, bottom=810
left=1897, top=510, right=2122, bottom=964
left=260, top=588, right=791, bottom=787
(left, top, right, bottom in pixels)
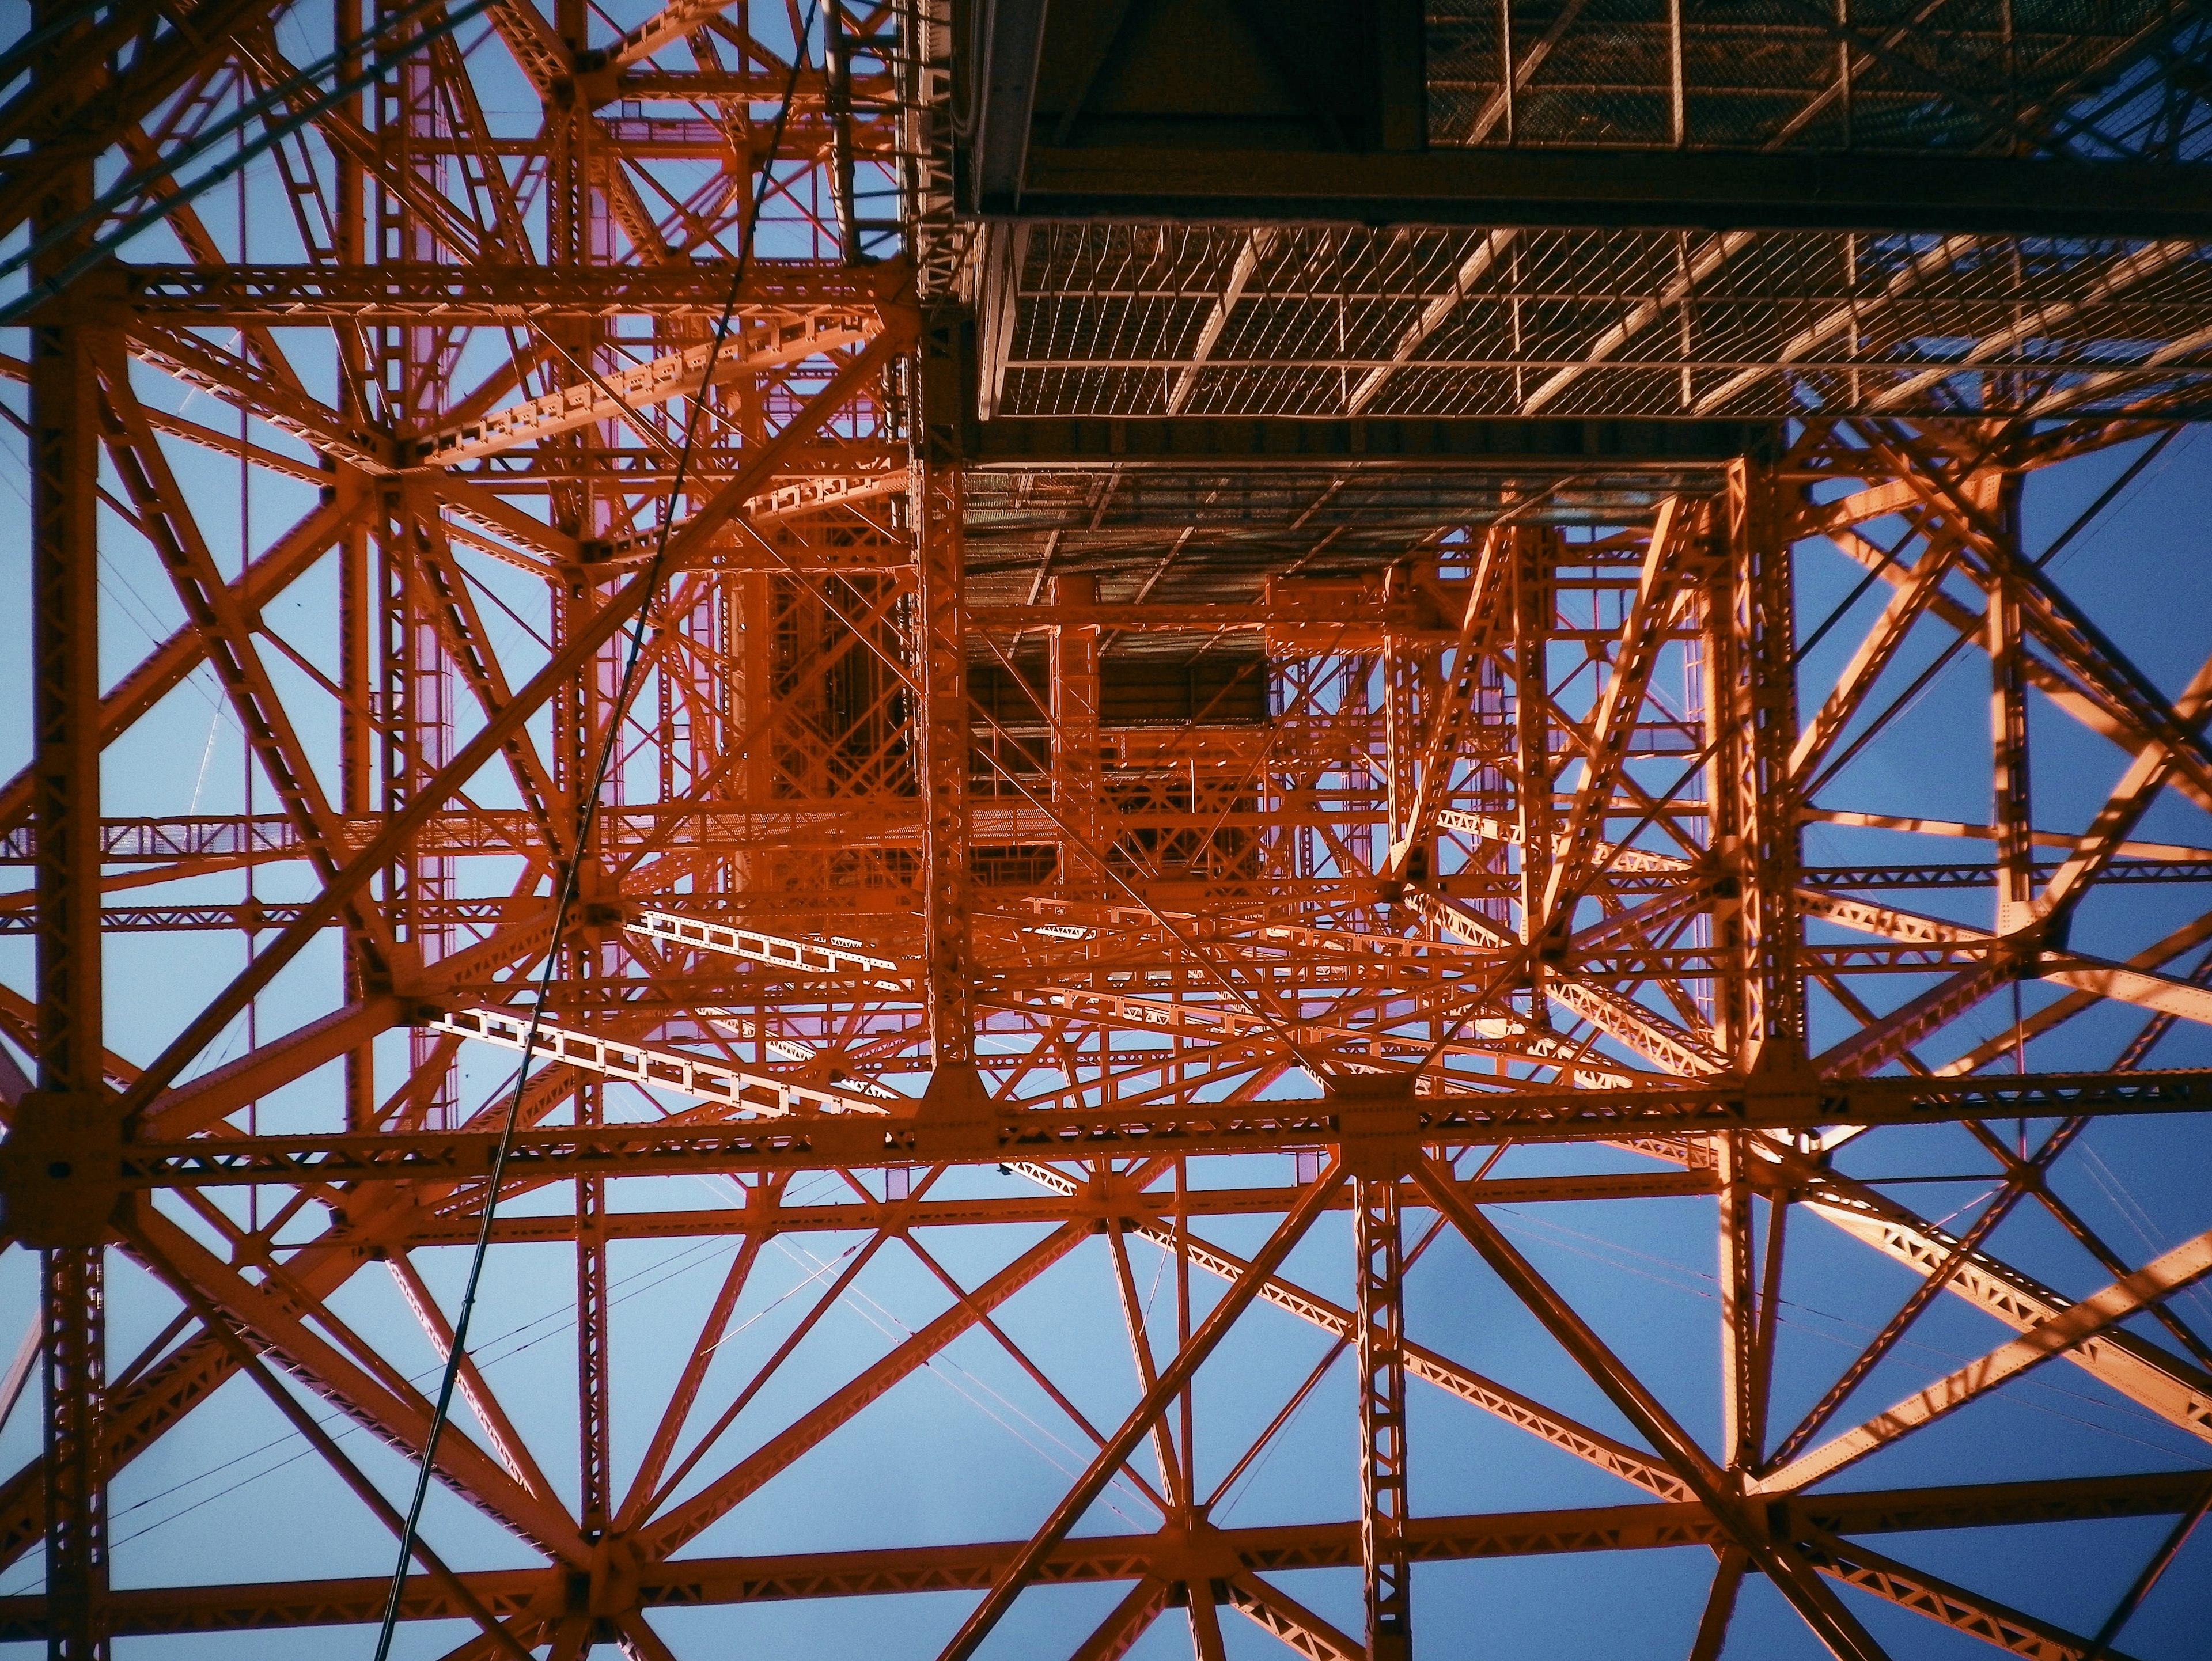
left=1536, top=917, right=1572, bottom=967
left=1998, top=926, right=2067, bottom=980
left=19, top=258, right=126, bottom=328
left=586, top=1533, right=644, bottom=1618
left=1706, top=835, right=1748, bottom=921
left=908, top=1061, right=1000, bottom=1161
left=0, top=1090, right=123, bottom=1247
left=2038, top=908, right=2073, bottom=954
left=1767, top=1498, right=1802, bottom=1553
left=2010, top=916, right=2075, bottom=972
left=571, top=859, right=623, bottom=948
left=1329, top=1072, right=1421, bottom=1180
left=375, top=941, right=425, bottom=1000
left=1339, top=1136, right=1418, bottom=1184
left=571, top=63, right=620, bottom=109
left=570, top=856, right=613, bottom=901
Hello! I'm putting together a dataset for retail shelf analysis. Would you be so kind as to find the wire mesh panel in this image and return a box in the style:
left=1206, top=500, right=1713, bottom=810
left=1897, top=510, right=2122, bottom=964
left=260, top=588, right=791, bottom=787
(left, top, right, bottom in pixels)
left=998, top=223, right=2212, bottom=418
left=1427, top=0, right=2203, bottom=157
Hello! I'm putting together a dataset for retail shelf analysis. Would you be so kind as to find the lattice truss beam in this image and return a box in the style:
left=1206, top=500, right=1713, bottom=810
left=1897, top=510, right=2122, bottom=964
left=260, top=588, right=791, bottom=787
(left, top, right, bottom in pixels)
left=0, top=2, right=2207, bottom=1659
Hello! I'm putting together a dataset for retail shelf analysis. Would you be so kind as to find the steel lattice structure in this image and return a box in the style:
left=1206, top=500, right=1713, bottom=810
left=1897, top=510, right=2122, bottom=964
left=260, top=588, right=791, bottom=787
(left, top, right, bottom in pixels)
left=1, top=0, right=2211, bottom=1658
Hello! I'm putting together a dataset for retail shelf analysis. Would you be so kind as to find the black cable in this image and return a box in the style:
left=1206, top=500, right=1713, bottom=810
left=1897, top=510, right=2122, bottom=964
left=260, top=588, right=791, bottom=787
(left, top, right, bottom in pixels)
left=369, top=7, right=822, bottom=1652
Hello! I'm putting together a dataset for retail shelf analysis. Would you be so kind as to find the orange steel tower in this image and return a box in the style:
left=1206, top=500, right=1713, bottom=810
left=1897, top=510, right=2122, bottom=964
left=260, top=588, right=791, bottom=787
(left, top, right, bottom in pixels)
left=1, top=1, right=2211, bottom=1656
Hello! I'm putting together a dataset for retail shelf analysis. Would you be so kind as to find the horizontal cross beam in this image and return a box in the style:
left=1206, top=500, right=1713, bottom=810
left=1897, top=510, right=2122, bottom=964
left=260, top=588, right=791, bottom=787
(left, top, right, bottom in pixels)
left=1001, top=149, right=2212, bottom=239
left=0, top=1473, right=2195, bottom=1637
left=52, top=1068, right=2212, bottom=1189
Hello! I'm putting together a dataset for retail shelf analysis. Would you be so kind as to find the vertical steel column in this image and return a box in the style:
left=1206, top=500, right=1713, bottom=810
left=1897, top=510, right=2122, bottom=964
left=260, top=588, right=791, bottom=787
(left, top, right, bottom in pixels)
left=547, top=0, right=612, bottom=542
left=732, top=573, right=778, bottom=894
left=372, top=482, right=407, bottom=941
left=1382, top=590, right=1421, bottom=881
left=1048, top=572, right=1104, bottom=896
left=911, top=458, right=973, bottom=1066
left=1510, top=528, right=1556, bottom=1008
left=824, top=0, right=861, bottom=262
left=374, top=0, right=457, bottom=436
left=555, top=504, right=616, bottom=1541
left=28, top=3, right=107, bottom=1644
left=1715, top=1132, right=1762, bottom=1474
left=576, top=1083, right=610, bottom=1541
left=1707, top=458, right=1806, bottom=1074
left=543, top=37, right=619, bottom=1533
left=335, top=0, right=374, bottom=1131
left=1988, top=483, right=2035, bottom=938
left=1342, top=654, right=1378, bottom=881
left=384, top=507, right=455, bottom=1121
left=1415, top=647, right=1442, bottom=882
left=38, top=1253, right=103, bottom=1661
left=335, top=499, right=372, bottom=1082
left=1355, top=1176, right=1410, bottom=1661
left=1707, top=459, right=1802, bottom=1491
left=374, top=0, right=460, bottom=1121
left=27, top=111, right=101, bottom=1118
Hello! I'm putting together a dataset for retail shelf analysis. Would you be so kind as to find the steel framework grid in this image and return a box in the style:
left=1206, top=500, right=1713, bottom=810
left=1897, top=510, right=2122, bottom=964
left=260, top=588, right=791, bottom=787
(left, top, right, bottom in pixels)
left=0, top=2, right=2209, bottom=1660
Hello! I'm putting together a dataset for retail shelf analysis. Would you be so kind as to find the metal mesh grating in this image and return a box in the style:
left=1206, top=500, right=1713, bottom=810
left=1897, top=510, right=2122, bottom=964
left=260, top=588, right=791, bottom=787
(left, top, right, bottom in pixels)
left=963, top=467, right=1705, bottom=611
left=995, top=223, right=2212, bottom=419
left=1424, top=0, right=2194, bottom=156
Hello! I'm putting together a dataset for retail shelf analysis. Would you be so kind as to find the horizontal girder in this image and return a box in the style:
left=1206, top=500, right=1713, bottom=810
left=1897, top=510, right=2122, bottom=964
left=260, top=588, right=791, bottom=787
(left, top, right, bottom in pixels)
left=37, top=1070, right=2212, bottom=1191
left=0, top=1474, right=2198, bottom=1639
